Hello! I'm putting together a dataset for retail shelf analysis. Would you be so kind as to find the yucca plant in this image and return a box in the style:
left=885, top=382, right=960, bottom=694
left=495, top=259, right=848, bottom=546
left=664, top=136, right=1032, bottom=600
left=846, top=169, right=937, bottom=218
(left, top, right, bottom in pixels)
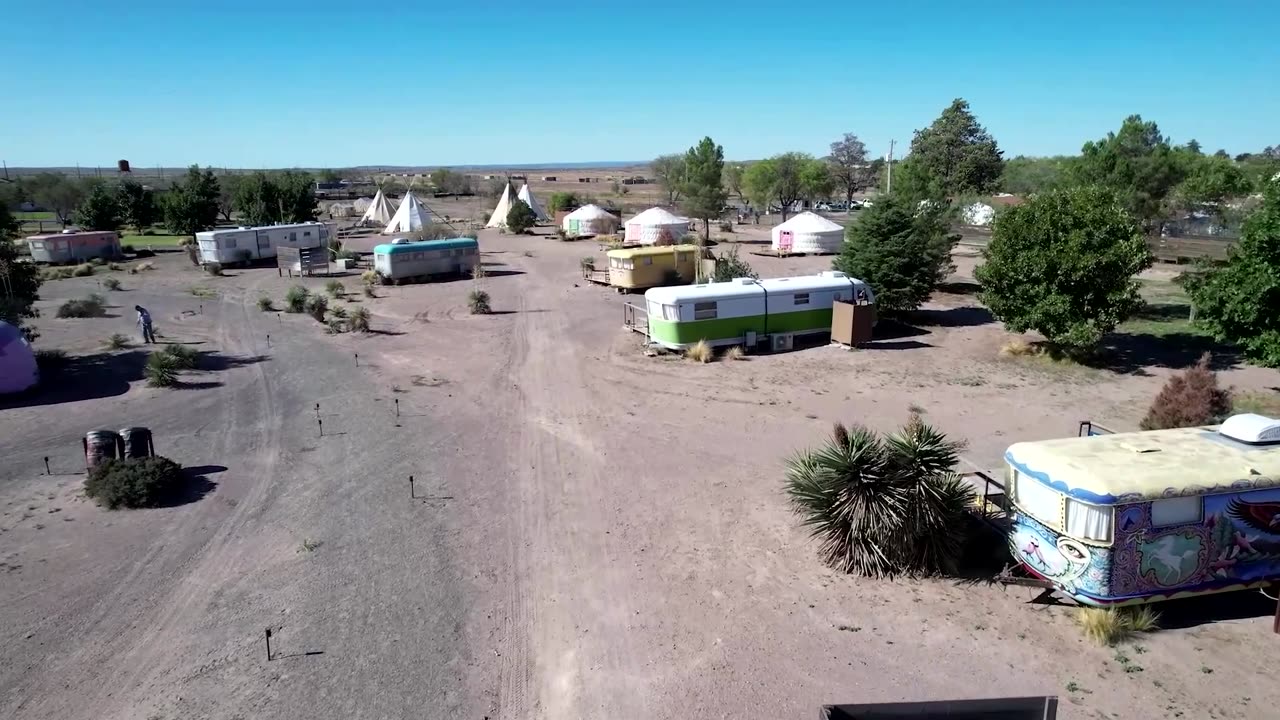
left=305, top=294, right=329, bottom=322
left=285, top=285, right=310, bottom=313
left=784, top=417, right=973, bottom=578
left=348, top=306, right=371, bottom=332
left=104, top=333, right=131, bottom=350
left=161, top=343, right=199, bottom=369
left=144, top=351, right=180, bottom=387
left=468, top=289, right=491, bottom=315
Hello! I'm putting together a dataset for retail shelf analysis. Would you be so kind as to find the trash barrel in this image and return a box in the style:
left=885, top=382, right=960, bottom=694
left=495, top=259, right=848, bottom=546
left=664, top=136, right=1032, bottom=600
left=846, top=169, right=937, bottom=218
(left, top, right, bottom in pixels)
left=84, top=430, right=122, bottom=470
left=119, top=427, right=154, bottom=459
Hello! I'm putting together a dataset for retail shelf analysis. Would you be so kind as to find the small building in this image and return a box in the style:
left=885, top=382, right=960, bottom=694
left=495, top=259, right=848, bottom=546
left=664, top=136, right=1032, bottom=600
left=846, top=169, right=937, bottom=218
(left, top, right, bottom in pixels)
left=771, top=211, right=844, bottom=254
left=624, top=207, right=690, bottom=245
left=0, top=319, right=38, bottom=395
left=563, top=204, right=620, bottom=237
left=541, top=176, right=557, bottom=181
left=25, top=230, right=121, bottom=264
left=196, top=222, right=330, bottom=265
left=607, top=244, right=700, bottom=290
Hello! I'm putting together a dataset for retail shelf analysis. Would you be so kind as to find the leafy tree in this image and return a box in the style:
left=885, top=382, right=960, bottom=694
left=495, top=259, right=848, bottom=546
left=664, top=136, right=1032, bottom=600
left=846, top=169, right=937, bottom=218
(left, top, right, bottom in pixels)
left=906, top=98, right=1004, bottom=196
left=26, top=173, right=86, bottom=225
left=429, top=168, right=470, bottom=194
left=834, top=193, right=957, bottom=314
left=976, top=186, right=1152, bottom=351
left=232, top=172, right=280, bottom=227
left=678, top=136, right=728, bottom=241
left=74, top=181, right=123, bottom=231
left=547, top=191, right=582, bottom=213
left=318, top=168, right=342, bottom=184
left=652, top=154, right=687, bottom=205
left=999, top=155, right=1074, bottom=195
left=783, top=417, right=974, bottom=578
left=118, top=180, right=158, bottom=233
left=216, top=174, right=240, bottom=222
left=722, top=163, right=745, bottom=205
left=1213, top=149, right=1230, bottom=159
left=505, top=199, right=537, bottom=233
left=162, top=165, right=221, bottom=236
left=1175, top=154, right=1250, bottom=215
left=742, top=152, right=830, bottom=220
left=0, top=205, right=20, bottom=240
left=827, top=133, right=876, bottom=208
left=1070, top=115, right=1186, bottom=224
left=0, top=234, right=43, bottom=341
left=1184, top=139, right=1203, bottom=155
left=712, top=244, right=757, bottom=282
left=277, top=170, right=319, bottom=223
left=1186, top=178, right=1280, bottom=366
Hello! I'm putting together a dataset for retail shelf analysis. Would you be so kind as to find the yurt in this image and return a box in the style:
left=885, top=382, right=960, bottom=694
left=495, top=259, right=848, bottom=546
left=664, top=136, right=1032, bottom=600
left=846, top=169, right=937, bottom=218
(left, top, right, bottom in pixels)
left=0, top=321, right=39, bottom=395
left=770, top=211, right=844, bottom=254
left=361, top=188, right=399, bottom=226
left=562, top=204, right=620, bottom=237
left=382, top=191, right=433, bottom=234
left=486, top=182, right=518, bottom=229
left=624, top=207, right=689, bottom=245
left=353, top=196, right=374, bottom=214
left=517, top=183, right=548, bottom=221
left=961, top=202, right=995, bottom=226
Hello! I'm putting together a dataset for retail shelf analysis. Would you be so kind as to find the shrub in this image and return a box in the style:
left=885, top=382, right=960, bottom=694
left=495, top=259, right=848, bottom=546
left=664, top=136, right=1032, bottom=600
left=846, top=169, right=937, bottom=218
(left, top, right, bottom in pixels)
left=108, top=262, right=124, bottom=271
left=102, top=277, right=122, bottom=291
left=468, top=289, right=492, bottom=314
left=547, top=191, right=581, bottom=213
left=712, top=245, right=757, bottom=282
left=329, top=305, right=348, bottom=319
left=56, top=294, right=107, bottom=318
left=348, top=306, right=371, bottom=332
left=783, top=416, right=974, bottom=577
left=725, top=345, right=746, bottom=361
left=204, top=262, right=223, bottom=276
left=1076, top=606, right=1160, bottom=646
left=1140, top=353, right=1232, bottom=430
left=120, top=244, right=135, bottom=254
left=325, top=318, right=345, bottom=334
left=506, top=199, right=537, bottom=234
left=162, top=343, right=199, bottom=369
left=145, top=351, right=180, bottom=387
left=325, top=279, right=346, bottom=298
left=360, top=269, right=378, bottom=286
left=35, top=348, right=69, bottom=371
left=719, top=221, right=734, bottom=233
left=305, top=294, right=329, bottom=322
left=84, top=456, right=185, bottom=510
left=834, top=193, right=957, bottom=314
left=685, top=339, right=714, bottom=363
left=977, top=186, right=1152, bottom=352
left=89, top=257, right=107, bottom=267
left=257, top=296, right=275, bottom=312
left=104, top=333, right=130, bottom=350
left=285, top=285, right=310, bottom=313
left=135, top=261, right=155, bottom=271
left=41, top=267, right=73, bottom=281
left=178, top=237, right=196, bottom=247
left=72, top=263, right=95, bottom=277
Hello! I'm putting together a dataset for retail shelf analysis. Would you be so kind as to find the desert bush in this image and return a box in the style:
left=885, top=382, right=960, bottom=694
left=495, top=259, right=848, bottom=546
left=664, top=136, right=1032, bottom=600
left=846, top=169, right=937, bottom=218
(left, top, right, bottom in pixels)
left=325, top=318, right=345, bottom=334
left=120, top=244, right=135, bottom=254
left=467, top=289, right=492, bottom=314
left=784, top=416, right=974, bottom=577
left=102, top=277, right=122, bottom=291
left=999, top=339, right=1039, bottom=357
left=719, top=221, right=734, bottom=233
left=56, top=294, right=107, bottom=318
left=1076, top=606, right=1160, bottom=646
left=580, top=257, right=595, bottom=271
left=725, top=345, right=746, bottom=361
left=360, top=269, right=378, bottom=286
left=285, top=285, right=310, bottom=313
left=348, top=306, right=371, bottom=332
left=329, top=305, right=348, bottom=319
left=89, top=257, right=107, bottom=266
left=108, top=262, right=124, bottom=271
left=72, top=263, right=95, bottom=277
left=204, top=262, right=224, bottom=276
left=685, top=339, right=714, bottom=363
left=84, top=456, right=185, bottom=510
left=178, top=237, right=196, bottom=247
left=162, top=343, right=199, bottom=369
left=136, top=261, right=155, bottom=271
left=257, top=296, right=275, bottom=312
left=325, top=279, right=346, bottom=298
left=305, top=294, right=329, bottom=322
left=506, top=199, right=537, bottom=234
left=41, top=267, right=73, bottom=281
left=144, top=351, right=180, bottom=387
left=104, top=333, right=130, bottom=350
left=712, top=245, right=757, bottom=282
left=1139, top=353, right=1232, bottom=430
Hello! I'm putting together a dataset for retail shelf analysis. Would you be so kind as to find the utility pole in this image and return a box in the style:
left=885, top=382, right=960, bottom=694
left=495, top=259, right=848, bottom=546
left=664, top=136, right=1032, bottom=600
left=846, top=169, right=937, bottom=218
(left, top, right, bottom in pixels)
left=2, top=160, right=8, bottom=181
left=885, top=140, right=896, bottom=194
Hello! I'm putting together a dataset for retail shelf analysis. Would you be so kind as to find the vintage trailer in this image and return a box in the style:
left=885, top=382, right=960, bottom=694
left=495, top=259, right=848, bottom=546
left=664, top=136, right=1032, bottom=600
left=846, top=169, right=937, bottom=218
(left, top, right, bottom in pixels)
left=607, top=244, right=700, bottom=290
left=25, top=230, right=121, bottom=263
left=642, top=270, right=874, bottom=351
left=373, top=237, right=479, bottom=283
left=196, top=222, right=330, bottom=264
left=1004, top=414, right=1280, bottom=606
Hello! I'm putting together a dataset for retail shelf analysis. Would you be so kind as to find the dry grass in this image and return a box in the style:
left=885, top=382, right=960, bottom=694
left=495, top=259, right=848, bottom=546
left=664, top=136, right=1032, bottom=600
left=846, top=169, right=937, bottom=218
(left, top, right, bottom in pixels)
left=1233, top=391, right=1280, bottom=417
left=1076, top=606, right=1160, bottom=646
left=685, top=340, right=714, bottom=363
left=724, top=345, right=746, bottom=361
left=103, top=333, right=131, bottom=350
left=999, top=339, right=1040, bottom=357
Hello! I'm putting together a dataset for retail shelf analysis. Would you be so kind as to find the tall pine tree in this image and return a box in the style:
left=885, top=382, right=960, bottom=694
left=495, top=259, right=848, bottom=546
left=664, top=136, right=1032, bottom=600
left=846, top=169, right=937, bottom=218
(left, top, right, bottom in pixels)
left=679, top=137, right=727, bottom=242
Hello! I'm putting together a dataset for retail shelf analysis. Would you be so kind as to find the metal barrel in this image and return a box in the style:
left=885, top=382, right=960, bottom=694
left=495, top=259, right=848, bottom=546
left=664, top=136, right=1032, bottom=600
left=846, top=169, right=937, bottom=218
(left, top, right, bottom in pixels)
left=119, top=427, right=154, bottom=459
left=84, top=430, right=122, bottom=469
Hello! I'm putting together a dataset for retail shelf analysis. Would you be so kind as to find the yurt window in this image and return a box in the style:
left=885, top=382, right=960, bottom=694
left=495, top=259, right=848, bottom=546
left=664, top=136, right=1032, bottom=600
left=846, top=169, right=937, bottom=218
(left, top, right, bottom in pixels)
left=794, top=293, right=810, bottom=306
left=694, top=302, right=717, bottom=320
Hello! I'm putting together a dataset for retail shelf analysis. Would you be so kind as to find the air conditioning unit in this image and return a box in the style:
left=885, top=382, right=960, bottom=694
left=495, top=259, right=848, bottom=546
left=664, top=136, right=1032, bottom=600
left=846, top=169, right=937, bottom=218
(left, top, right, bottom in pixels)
left=771, top=333, right=794, bottom=352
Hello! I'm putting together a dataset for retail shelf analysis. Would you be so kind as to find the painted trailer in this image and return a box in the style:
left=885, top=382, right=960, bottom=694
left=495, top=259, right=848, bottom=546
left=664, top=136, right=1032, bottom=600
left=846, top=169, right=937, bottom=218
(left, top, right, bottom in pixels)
left=196, top=222, right=330, bottom=264
left=1004, top=414, right=1280, bottom=606
left=607, top=244, right=701, bottom=290
left=373, top=237, right=480, bottom=284
left=642, top=270, right=875, bottom=351
left=25, top=230, right=121, bottom=264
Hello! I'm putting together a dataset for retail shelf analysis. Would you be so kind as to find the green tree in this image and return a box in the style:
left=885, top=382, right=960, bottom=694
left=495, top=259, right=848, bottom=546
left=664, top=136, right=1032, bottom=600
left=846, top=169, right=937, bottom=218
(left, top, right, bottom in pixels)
left=712, top=244, right=757, bottom=282
left=999, top=155, right=1074, bottom=195
left=652, top=154, right=687, bottom=205
left=0, top=234, right=43, bottom=341
left=118, top=180, right=158, bottom=233
left=318, top=168, right=342, bottom=184
left=0, top=205, right=19, bottom=240
left=827, top=133, right=876, bottom=208
left=1184, top=139, right=1203, bottom=155
left=976, top=186, right=1152, bottom=352
left=216, top=173, right=240, bottom=222
left=1070, top=115, right=1186, bottom=224
left=277, top=171, right=319, bottom=223
left=678, top=136, right=728, bottom=241
left=834, top=193, right=958, bottom=314
left=547, top=192, right=582, bottom=213
left=232, top=172, right=280, bottom=227
left=905, top=98, right=1004, bottom=197
left=162, top=165, right=221, bottom=236
left=26, top=173, right=86, bottom=225
left=742, top=152, right=830, bottom=221
left=722, top=163, right=745, bottom=205
left=505, top=199, right=537, bottom=234
left=1175, top=154, right=1250, bottom=216
left=75, top=181, right=124, bottom=231
left=1187, top=179, right=1280, bottom=366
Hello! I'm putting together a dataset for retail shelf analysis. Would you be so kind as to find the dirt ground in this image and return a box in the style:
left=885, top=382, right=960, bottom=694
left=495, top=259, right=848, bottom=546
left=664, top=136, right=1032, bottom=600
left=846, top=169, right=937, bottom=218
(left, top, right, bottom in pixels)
left=2, top=224, right=1279, bottom=720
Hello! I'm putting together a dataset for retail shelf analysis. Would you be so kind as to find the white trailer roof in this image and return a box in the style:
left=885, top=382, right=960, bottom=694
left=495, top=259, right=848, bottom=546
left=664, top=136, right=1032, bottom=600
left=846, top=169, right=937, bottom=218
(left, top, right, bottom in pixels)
left=645, top=271, right=867, bottom=304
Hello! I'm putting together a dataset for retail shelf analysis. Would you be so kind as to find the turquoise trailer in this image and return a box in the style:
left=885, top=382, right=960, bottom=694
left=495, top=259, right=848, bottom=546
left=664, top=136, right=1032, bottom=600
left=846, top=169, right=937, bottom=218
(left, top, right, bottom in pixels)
left=373, top=237, right=479, bottom=284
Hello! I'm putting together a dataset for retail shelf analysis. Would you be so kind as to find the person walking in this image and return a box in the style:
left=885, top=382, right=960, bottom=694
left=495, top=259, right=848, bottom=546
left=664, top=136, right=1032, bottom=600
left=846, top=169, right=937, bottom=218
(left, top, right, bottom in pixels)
left=135, top=305, right=156, bottom=344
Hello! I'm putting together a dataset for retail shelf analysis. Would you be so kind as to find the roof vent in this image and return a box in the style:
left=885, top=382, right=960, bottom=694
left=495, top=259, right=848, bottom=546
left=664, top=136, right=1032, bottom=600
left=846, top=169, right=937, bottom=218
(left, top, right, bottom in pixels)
left=1219, top=414, right=1280, bottom=445
left=736, top=277, right=755, bottom=285
left=820, top=270, right=847, bottom=278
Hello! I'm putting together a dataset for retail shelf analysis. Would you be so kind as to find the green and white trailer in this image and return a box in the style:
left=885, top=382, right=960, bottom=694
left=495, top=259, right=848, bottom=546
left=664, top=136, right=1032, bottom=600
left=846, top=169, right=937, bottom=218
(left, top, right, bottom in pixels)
left=640, top=271, right=875, bottom=351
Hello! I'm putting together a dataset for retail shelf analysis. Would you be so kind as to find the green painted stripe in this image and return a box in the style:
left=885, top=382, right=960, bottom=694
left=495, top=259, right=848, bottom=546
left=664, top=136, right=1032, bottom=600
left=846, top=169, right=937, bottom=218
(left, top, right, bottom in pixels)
left=649, top=308, right=834, bottom=347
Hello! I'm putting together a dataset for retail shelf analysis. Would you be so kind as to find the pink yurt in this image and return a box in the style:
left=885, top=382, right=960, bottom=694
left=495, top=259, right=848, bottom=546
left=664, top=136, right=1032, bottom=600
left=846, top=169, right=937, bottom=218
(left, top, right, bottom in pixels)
left=0, top=321, right=39, bottom=394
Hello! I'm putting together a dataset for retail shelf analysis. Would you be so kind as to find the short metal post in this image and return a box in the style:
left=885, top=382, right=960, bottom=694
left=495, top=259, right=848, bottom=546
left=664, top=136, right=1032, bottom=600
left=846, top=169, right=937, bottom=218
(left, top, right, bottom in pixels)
left=266, top=334, right=271, bottom=348
left=44, top=456, right=51, bottom=475
left=265, top=628, right=273, bottom=661
left=317, top=417, right=323, bottom=438
left=409, top=475, right=415, bottom=499
left=315, top=403, right=320, bottom=420
left=354, top=353, right=359, bottom=367
left=395, top=399, right=400, bottom=417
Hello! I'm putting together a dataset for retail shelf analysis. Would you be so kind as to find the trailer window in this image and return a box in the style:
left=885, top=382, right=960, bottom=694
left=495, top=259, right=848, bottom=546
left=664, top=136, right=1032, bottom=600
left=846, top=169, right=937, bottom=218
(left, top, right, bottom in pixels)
left=223, top=237, right=237, bottom=249
left=662, top=304, right=680, bottom=321
left=1011, top=470, right=1063, bottom=530
left=693, top=301, right=717, bottom=320
left=1065, top=499, right=1112, bottom=543
left=304, top=231, right=311, bottom=237
left=643, top=256, right=653, bottom=265
left=794, top=293, right=810, bottom=305
left=1150, top=496, right=1201, bottom=528
left=290, top=232, right=298, bottom=242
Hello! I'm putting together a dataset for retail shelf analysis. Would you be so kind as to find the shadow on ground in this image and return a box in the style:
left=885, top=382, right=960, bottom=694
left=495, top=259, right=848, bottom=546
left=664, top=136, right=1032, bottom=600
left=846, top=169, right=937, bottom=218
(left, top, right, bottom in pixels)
left=1093, top=333, right=1240, bottom=374
left=909, top=306, right=994, bottom=327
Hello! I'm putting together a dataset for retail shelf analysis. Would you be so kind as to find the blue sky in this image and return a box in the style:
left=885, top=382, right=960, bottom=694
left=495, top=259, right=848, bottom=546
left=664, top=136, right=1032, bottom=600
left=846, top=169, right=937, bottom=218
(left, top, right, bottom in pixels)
left=3, top=1, right=1277, bottom=168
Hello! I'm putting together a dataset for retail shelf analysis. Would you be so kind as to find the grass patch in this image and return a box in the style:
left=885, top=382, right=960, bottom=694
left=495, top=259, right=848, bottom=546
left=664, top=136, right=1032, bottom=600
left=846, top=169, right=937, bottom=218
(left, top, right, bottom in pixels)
left=1075, top=606, right=1160, bottom=646
left=257, top=296, right=275, bottom=312
left=724, top=345, right=746, bottom=361
left=348, top=306, right=371, bottom=332
left=329, top=305, right=348, bottom=320
left=40, top=266, right=74, bottom=281
left=305, top=294, right=329, bottom=322
left=104, top=333, right=131, bottom=350
left=324, top=280, right=346, bottom=298
left=189, top=286, right=217, bottom=298
left=285, top=285, right=309, bottom=313
left=120, top=234, right=188, bottom=248
left=14, top=211, right=55, bottom=221
left=1233, top=391, right=1280, bottom=417
left=685, top=339, right=713, bottom=363
left=102, top=277, right=122, bottom=291
left=56, top=294, right=108, bottom=318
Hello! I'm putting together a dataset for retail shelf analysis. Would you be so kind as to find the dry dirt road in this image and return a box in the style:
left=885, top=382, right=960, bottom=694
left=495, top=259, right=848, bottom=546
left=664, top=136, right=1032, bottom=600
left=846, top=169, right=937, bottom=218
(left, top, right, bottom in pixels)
left=3, top=234, right=1279, bottom=720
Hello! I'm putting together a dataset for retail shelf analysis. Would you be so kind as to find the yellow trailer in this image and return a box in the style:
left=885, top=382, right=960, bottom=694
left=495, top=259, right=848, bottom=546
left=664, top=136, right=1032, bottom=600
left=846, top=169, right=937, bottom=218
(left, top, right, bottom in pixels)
left=606, top=244, right=701, bottom=291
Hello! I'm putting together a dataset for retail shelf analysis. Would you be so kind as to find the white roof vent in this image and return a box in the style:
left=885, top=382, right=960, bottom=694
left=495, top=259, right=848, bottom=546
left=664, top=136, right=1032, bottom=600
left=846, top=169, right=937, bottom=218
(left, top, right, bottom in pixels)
left=391, top=238, right=411, bottom=245
left=1219, top=414, right=1280, bottom=444
left=736, top=277, right=755, bottom=285
left=819, top=270, right=847, bottom=278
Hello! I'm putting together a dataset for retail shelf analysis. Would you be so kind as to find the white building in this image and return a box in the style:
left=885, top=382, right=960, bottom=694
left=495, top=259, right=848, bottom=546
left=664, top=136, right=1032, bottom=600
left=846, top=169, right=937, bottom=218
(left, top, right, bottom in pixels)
left=623, top=207, right=689, bottom=245
left=196, top=222, right=330, bottom=264
left=770, top=211, right=844, bottom=254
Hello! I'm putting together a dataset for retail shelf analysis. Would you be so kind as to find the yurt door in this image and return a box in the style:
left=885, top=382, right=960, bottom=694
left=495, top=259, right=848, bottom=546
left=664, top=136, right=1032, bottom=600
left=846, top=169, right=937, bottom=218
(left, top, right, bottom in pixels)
left=778, top=231, right=793, bottom=253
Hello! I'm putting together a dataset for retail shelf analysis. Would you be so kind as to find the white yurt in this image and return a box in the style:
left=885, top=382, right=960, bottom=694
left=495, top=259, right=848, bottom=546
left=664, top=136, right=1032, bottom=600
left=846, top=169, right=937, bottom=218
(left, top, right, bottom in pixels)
left=624, top=207, right=689, bottom=245
left=352, top=196, right=374, bottom=213
left=770, top=211, right=844, bottom=254
left=961, top=202, right=995, bottom=226
left=562, top=204, right=619, bottom=237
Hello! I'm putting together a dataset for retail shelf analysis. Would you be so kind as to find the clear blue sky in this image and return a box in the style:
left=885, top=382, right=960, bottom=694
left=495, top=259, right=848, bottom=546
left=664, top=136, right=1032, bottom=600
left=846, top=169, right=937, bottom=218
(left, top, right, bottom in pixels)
left=4, top=0, right=1277, bottom=168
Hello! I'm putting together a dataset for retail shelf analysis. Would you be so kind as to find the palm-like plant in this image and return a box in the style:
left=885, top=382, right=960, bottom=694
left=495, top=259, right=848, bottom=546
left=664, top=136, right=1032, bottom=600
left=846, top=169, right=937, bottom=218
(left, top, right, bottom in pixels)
left=784, top=416, right=973, bottom=578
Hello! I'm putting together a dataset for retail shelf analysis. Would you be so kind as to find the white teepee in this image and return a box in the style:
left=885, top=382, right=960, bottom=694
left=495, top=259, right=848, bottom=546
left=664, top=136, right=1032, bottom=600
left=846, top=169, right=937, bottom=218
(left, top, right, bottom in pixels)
left=486, top=182, right=518, bottom=229
left=360, top=188, right=398, bottom=226
left=382, top=191, right=433, bottom=234
left=517, top=183, right=548, bottom=221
